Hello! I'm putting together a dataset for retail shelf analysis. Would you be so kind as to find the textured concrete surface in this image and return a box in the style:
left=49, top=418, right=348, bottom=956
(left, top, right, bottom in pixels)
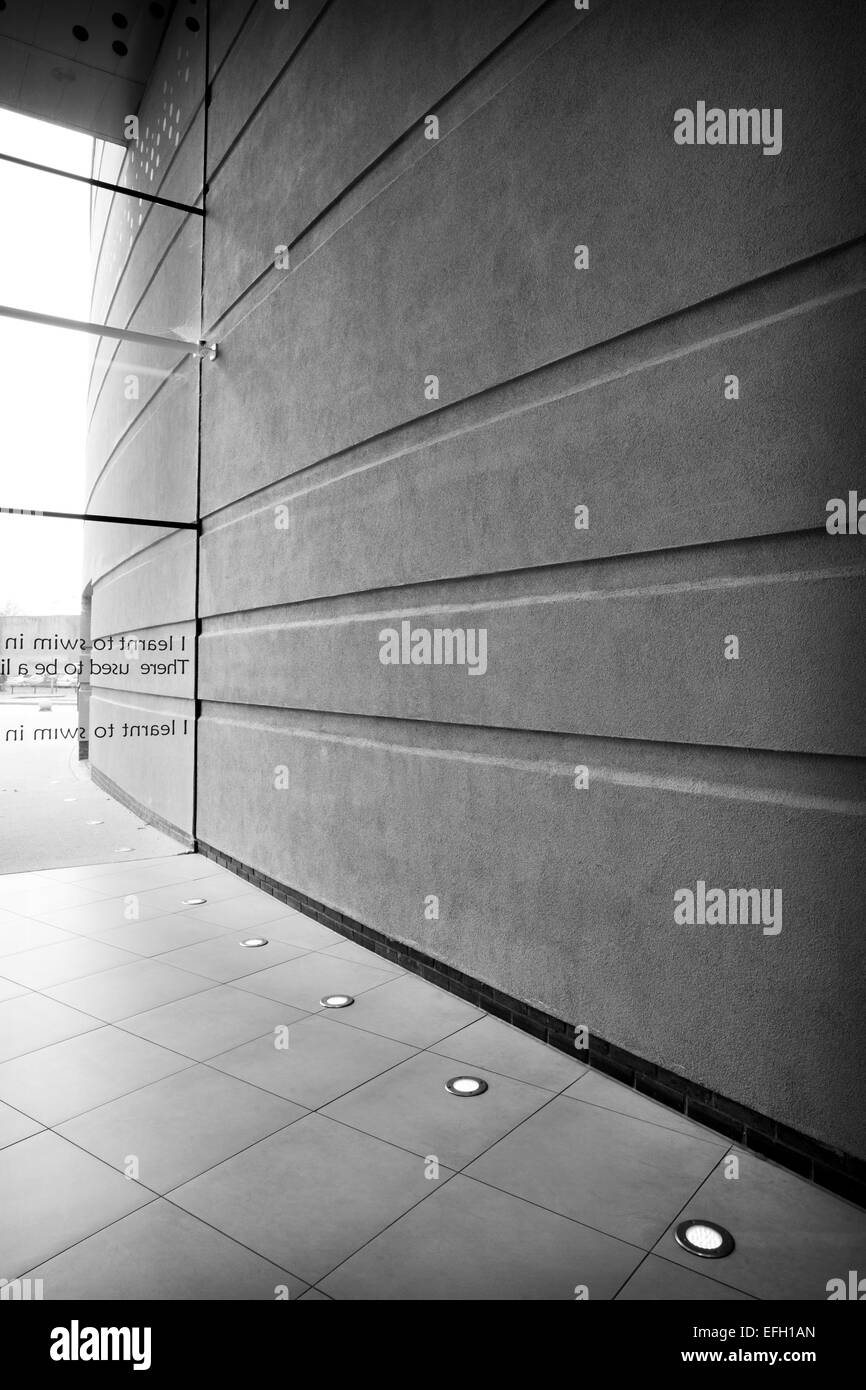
left=86, top=0, right=866, bottom=1161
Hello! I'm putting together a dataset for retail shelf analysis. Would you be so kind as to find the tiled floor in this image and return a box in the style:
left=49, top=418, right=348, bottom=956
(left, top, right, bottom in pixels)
left=1, top=853, right=864, bottom=1300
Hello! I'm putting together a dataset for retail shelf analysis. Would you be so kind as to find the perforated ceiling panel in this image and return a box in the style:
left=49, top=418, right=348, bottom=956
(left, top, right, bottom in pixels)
left=0, top=0, right=177, bottom=143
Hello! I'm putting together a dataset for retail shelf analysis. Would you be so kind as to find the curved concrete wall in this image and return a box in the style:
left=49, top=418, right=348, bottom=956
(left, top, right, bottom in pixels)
left=90, top=0, right=866, bottom=1160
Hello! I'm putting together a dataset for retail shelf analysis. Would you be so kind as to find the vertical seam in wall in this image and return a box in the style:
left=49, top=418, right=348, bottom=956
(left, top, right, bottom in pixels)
left=192, top=1, right=210, bottom=848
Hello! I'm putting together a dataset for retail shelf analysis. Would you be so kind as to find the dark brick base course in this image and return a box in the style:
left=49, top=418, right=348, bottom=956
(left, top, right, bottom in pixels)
left=82, top=792, right=864, bottom=1211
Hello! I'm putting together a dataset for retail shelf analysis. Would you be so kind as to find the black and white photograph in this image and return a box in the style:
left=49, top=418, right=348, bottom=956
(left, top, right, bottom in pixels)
left=0, top=0, right=864, bottom=1353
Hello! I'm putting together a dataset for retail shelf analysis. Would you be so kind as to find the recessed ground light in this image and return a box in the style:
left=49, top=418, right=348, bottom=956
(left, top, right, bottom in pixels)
left=675, top=1220, right=735, bottom=1259
left=241, top=937, right=269, bottom=948
left=63, top=797, right=77, bottom=802
left=85, top=819, right=103, bottom=825
left=182, top=897, right=207, bottom=905
left=320, top=994, right=354, bottom=1008
left=445, top=1076, right=488, bottom=1097
left=115, top=846, right=133, bottom=853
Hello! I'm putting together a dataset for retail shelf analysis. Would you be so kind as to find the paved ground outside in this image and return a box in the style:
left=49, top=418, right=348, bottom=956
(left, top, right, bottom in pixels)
left=1, top=852, right=864, bottom=1300
left=0, top=701, right=181, bottom=874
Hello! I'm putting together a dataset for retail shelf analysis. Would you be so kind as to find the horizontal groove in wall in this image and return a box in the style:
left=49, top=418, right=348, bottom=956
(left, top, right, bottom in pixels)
left=196, top=701, right=866, bottom=804
left=206, top=0, right=588, bottom=335
left=202, top=237, right=866, bottom=526
left=194, top=837, right=866, bottom=1211
left=199, top=528, right=863, bottom=628
left=206, top=0, right=335, bottom=182
left=91, top=686, right=194, bottom=711
left=87, top=360, right=196, bottom=517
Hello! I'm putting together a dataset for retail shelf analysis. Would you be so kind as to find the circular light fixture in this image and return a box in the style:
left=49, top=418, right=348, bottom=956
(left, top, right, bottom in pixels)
left=445, top=1076, right=489, bottom=1097
left=320, top=994, right=354, bottom=1008
left=241, top=937, right=269, bottom=948
left=675, top=1220, right=735, bottom=1259
left=182, top=897, right=207, bottom=905
left=115, top=846, right=133, bottom=853
left=85, top=819, right=103, bottom=826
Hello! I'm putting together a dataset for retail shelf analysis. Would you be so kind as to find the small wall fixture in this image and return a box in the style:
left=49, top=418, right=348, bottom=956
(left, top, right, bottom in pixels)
left=320, top=994, right=354, bottom=1008
left=675, top=1220, right=735, bottom=1259
left=182, top=898, right=207, bottom=905
left=241, top=937, right=269, bottom=948
left=445, top=1076, right=488, bottom=1097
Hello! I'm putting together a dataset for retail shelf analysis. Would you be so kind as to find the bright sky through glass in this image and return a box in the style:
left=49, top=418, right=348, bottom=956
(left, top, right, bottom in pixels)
left=0, top=106, right=92, bottom=615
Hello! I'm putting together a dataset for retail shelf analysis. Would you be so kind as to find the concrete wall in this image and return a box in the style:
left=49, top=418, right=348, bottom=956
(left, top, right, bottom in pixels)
left=92, top=0, right=866, bottom=1159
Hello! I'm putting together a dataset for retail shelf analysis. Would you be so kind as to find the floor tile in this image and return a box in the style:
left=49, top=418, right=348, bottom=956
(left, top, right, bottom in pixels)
left=0, top=1099, right=42, bottom=1149
left=0, top=872, right=59, bottom=898
left=322, top=940, right=404, bottom=976
left=57, top=1065, right=305, bottom=1193
left=88, top=913, right=229, bottom=956
left=465, top=1095, right=728, bottom=1248
left=0, top=1026, right=192, bottom=1125
left=321, top=1051, right=552, bottom=1169
left=0, top=882, right=111, bottom=916
left=654, top=1147, right=866, bottom=1300
left=28, top=1199, right=306, bottom=1299
left=0, top=993, right=101, bottom=1063
left=563, top=1070, right=727, bottom=1142
left=249, top=912, right=345, bottom=951
left=121, top=984, right=307, bottom=1061
left=210, top=1013, right=416, bottom=1109
left=0, top=1130, right=152, bottom=1278
left=0, top=976, right=29, bottom=1002
left=95, top=881, right=249, bottom=917
left=321, top=1173, right=644, bottom=1301
left=45, top=959, right=214, bottom=1022
left=297, top=1287, right=332, bottom=1300
left=0, top=937, right=140, bottom=989
left=323, top=972, right=485, bottom=1047
left=167, top=872, right=266, bottom=904
left=170, top=1112, right=451, bottom=1286
left=154, top=934, right=306, bottom=983
left=0, top=910, right=74, bottom=954
left=235, top=951, right=396, bottom=1012
left=65, top=869, right=192, bottom=899
left=616, top=1254, right=755, bottom=1300
left=34, top=897, right=189, bottom=935
left=180, top=895, right=313, bottom=932
left=432, top=1015, right=586, bottom=1092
